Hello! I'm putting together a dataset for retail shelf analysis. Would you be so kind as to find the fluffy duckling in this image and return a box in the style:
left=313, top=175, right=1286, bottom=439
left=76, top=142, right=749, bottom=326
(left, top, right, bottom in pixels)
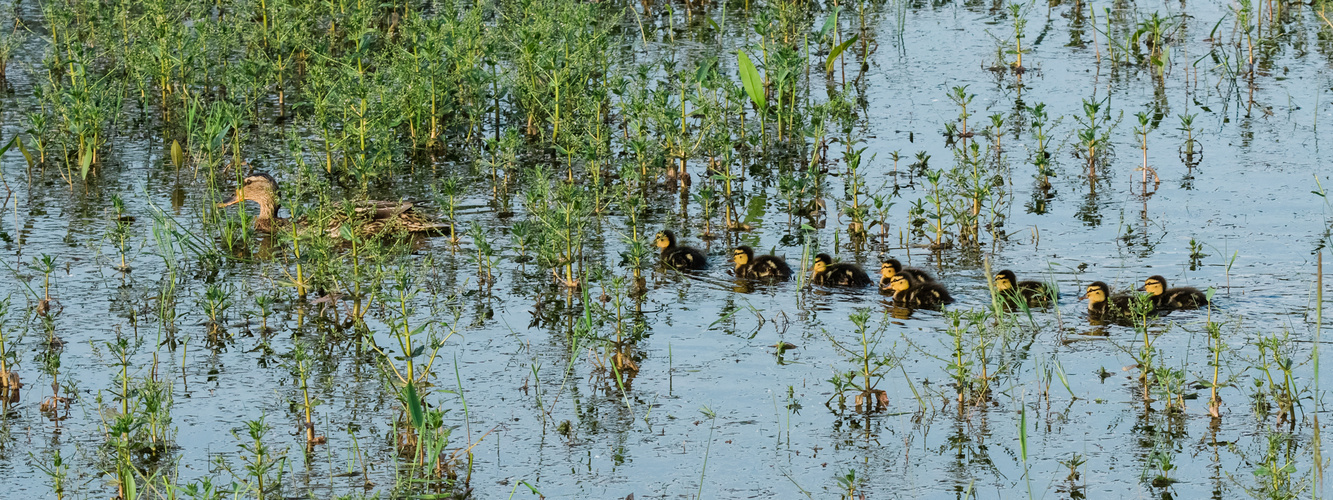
left=654, top=230, right=707, bottom=270
left=887, top=274, right=955, bottom=308
left=810, top=253, right=871, bottom=287
left=1081, top=281, right=1139, bottom=319
left=877, top=258, right=934, bottom=289
left=1142, top=275, right=1208, bottom=310
left=731, top=246, right=792, bottom=280
left=994, top=269, right=1054, bottom=306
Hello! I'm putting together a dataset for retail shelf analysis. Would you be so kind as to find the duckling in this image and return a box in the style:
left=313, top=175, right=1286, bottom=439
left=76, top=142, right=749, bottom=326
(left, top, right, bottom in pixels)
left=877, top=258, right=934, bottom=289
left=994, top=269, right=1055, bottom=306
left=654, top=230, right=707, bottom=270
left=886, top=274, right=955, bottom=308
left=1142, top=275, right=1209, bottom=310
left=217, top=173, right=452, bottom=237
left=810, top=253, right=872, bottom=287
left=731, top=246, right=792, bottom=280
left=1081, top=281, right=1138, bottom=319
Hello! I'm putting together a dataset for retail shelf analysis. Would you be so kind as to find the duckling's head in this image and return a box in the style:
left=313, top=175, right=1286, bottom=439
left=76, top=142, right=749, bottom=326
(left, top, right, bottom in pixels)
left=731, top=246, right=754, bottom=268
left=811, top=253, right=834, bottom=274
left=1082, top=282, right=1111, bottom=306
left=654, top=230, right=676, bottom=250
left=218, top=173, right=281, bottom=213
left=995, top=270, right=1018, bottom=291
left=889, top=274, right=911, bottom=293
left=1142, top=275, right=1168, bottom=296
left=879, top=261, right=897, bottom=279
left=884, top=258, right=904, bottom=273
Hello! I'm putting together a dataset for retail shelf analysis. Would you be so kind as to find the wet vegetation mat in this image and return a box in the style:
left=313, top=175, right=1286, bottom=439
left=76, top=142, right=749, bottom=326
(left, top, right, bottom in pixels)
left=0, top=0, right=1331, bottom=497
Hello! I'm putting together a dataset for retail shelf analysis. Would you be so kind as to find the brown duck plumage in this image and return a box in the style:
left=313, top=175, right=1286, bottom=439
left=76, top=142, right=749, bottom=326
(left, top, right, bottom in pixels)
left=217, top=173, right=452, bottom=238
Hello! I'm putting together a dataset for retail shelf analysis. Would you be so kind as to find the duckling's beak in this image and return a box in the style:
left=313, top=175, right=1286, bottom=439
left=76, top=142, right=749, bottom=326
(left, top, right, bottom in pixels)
left=1077, top=293, right=1087, bottom=301
left=217, top=188, right=243, bottom=208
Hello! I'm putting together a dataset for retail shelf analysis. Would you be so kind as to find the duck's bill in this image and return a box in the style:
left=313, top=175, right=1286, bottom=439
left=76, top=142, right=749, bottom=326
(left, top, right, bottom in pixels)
left=217, top=189, right=242, bottom=208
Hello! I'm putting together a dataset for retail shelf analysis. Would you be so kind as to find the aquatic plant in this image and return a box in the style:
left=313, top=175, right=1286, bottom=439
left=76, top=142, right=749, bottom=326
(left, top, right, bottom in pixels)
left=33, top=449, right=69, bottom=500
left=1203, top=318, right=1229, bottom=419
left=1252, top=330, right=1300, bottom=427
left=947, top=86, right=976, bottom=147
left=1007, top=3, right=1031, bottom=70
left=1178, top=112, right=1201, bottom=168
left=222, top=416, right=288, bottom=500
left=1074, top=97, right=1118, bottom=180
left=0, top=298, right=13, bottom=397
left=108, top=195, right=134, bottom=272
left=824, top=309, right=899, bottom=414
left=1132, top=111, right=1160, bottom=196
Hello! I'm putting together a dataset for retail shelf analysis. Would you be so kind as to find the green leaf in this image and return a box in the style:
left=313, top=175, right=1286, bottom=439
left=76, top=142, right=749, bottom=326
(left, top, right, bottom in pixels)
left=819, top=7, right=842, bottom=38
left=16, top=137, right=34, bottom=168
left=521, top=481, right=542, bottom=495
left=79, top=143, right=94, bottom=180
left=1018, top=406, right=1028, bottom=461
left=17, top=136, right=34, bottom=168
left=0, top=134, right=13, bottom=157
left=826, top=35, right=860, bottom=74
left=171, top=140, right=184, bottom=168
left=737, top=50, right=766, bottom=111
left=402, top=383, right=425, bottom=429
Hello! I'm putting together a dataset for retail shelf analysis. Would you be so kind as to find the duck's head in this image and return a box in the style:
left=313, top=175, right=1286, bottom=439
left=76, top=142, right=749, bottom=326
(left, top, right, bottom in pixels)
left=879, top=261, right=896, bottom=279
left=889, top=274, right=911, bottom=293
left=811, top=253, right=834, bottom=275
left=1081, top=282, right=1110, bottom=307
left=731, top=246, right=754, bottom=268
left=1141, top=275, right=1168, bottom=296
left=882, top=258, right=904, bottom=277
left=218, top=173, right=280, bottom=212
left=995, top=270, right=1018, bottom=291
left=653, top=230, right=676, bottom=250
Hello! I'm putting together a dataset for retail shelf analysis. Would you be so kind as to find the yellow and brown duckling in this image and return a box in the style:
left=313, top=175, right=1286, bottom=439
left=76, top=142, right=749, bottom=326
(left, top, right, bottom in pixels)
left=217, top=173, right=452, bottom=238
left=994, top=269, right=1054, bottom=306
left=1142, top=275, right=1209, bottom=310
left=810, top=253, right=872, bottom=287
left=878, top=258, right=935, bottom=289
left=886, top=274, right=955, bottom=308
left=731, top=246, right=792, bottom=280
left=1081, top=281, right=1139, bottom=319
left=654, top=230, right=707, bottom=270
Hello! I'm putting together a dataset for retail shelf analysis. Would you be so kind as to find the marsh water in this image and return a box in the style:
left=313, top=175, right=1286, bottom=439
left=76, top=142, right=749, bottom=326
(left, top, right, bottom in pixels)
left=0, top=0, right=1330, bottom=498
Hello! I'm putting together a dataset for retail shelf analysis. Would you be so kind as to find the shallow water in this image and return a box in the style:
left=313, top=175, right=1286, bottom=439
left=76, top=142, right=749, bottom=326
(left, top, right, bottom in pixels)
left=0, top=0, right=1331, bottom=498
